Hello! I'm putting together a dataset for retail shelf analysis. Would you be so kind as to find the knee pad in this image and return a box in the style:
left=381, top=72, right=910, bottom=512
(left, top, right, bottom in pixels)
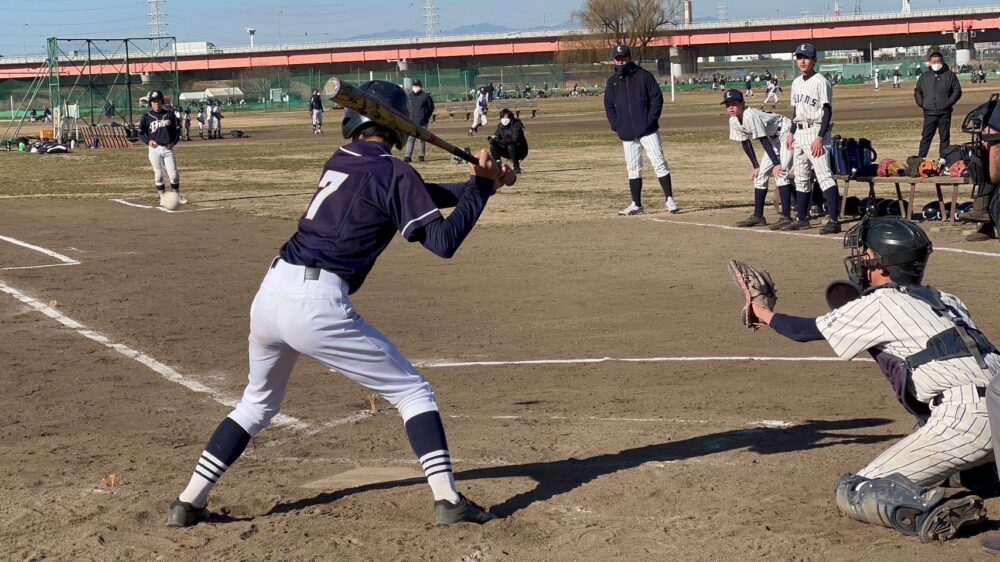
left=834, top=473, right=945, bottom=536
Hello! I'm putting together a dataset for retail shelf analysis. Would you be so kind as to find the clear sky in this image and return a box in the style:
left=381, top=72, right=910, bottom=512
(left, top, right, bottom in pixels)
left=1, top=0, right=996, bottom=57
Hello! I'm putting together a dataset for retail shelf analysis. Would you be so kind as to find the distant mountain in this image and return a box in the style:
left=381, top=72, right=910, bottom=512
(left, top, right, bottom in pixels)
left=345, top=20, right=580, bottom=41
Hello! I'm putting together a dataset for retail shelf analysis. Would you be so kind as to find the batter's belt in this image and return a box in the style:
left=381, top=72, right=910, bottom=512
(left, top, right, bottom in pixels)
left=930, top=385, right=987, bottom=406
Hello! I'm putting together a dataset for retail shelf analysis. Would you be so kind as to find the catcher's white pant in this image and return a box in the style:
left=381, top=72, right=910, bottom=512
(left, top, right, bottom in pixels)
left=754, top=130, right=793, bottom=190
left=147, top=144, right=179, bottom=186
left=472, top=106, right=487, bottom=129
left=623, top=131, right=670, bottom=180
left=792, top=123, right=835, bottom=193
left=857, top=385, right=992, bottom=487
left=227, top=258, right=439, bottom=436
left=312, top=109, right=323, bottom=127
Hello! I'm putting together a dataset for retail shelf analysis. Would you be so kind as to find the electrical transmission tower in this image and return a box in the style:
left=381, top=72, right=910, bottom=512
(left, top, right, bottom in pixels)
left=853, top=0, right=862, bottom=15
left=424, top=0, right=439, bottom=37
left=716, top=1, right=728, bottom=22
left=148, top=0, right=167, bottom=50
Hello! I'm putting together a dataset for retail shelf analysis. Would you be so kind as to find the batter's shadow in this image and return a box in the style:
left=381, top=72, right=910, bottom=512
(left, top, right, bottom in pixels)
left=267, top=417, right=901, bottom=519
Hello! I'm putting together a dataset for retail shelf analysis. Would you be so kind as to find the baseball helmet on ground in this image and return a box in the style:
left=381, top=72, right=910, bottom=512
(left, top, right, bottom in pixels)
left=340, top=80, right=409, bottom=149
left=844, top=216, right=933, bottom=287
left=843, top=196, right=862, bottom=217
left=922, top=201, right=942, bottom=221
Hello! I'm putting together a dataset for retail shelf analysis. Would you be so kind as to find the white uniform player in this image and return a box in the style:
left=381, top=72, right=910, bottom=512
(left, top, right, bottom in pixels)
left=763, top=79, right=780, bottom=107
left=786, top=43, right=842, bottom=234
left=468, top=89, right=489, bottom=135
left=753, top=217, right=997, bottom=543
left=724, top=88, right=793, bottom=227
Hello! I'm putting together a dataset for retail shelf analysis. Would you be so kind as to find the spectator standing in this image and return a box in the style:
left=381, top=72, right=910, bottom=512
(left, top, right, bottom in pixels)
left=914, top=51, right=962, bottom=158
left=404, top=79, right=435, bottom=162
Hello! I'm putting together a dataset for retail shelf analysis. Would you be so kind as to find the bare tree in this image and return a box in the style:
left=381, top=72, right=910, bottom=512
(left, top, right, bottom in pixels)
left=572, top=0, right=682, bottom=62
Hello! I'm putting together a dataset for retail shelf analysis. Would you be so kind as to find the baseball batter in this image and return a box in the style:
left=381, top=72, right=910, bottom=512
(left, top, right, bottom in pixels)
left=786, top=43, right=842, bottom=234
left=166, top=80, right=513, bottom=528
left=751, top=217, right=999, bottom=542
left=138, top=91, right=186, bottom=204
left=723, top=89, right=793, bottom=228
left=309, top=89, right=324, bottom=134
left=604, top=44, right=678, bottom=216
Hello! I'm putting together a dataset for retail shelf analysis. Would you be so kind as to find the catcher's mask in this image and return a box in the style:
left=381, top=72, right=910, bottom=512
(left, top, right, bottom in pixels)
left=339, top=80, right=409, bottom=149
left=843, top=217, right=933, bottom=288
left=960, top=93, right=1000, bottom=196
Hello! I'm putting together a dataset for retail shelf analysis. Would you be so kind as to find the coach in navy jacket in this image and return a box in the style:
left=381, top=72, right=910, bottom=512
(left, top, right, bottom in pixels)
left=603, top=44, right=678, bottom=217
left=604, top=54, right=663, bottom=141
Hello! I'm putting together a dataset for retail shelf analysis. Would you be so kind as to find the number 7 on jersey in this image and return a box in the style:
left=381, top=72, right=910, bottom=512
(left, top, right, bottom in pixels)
left=305, top=170, right=349, bottom=220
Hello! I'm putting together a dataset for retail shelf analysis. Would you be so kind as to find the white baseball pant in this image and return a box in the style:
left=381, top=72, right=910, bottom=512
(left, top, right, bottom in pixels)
left=857, top=385, right=992, bottom=486
left=148, top=144, right=179, bottom=186
left=623, top=131, right=670, bottom=180
left=472, top=106, right=487, bottom=129
left=764, top=91, right=779, bottom=105
left=755, top=131, right=793, bottom=190
left=312, top=109, right=323, bottom=126
left=228, top=258, right=439, bottom=436
left=792, top=124, right=835, bottom=193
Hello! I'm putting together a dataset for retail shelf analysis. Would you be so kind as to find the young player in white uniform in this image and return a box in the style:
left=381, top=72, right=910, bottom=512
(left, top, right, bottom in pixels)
left=785, top=43, right=842, bottom=234
left=723, top=89, right=793, bottom=228
left=751, top=216, right=999, bottom=543
left=468, top=89, right=489, bottom=136
left=762, top=79, right=780, bottom=108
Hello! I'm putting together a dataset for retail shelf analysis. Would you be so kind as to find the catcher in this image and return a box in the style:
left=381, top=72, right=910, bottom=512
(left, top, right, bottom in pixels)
left=730, top=216, right=1000, bottom=543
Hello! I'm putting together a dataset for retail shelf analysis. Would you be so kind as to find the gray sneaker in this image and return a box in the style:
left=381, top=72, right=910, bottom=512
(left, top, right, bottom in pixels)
left=919, top=495, right=986, bottom=542
left=166, top=499, right=209, bottom=528
left=768, top=216, right=791, bottom=230
left=736, top=215, right=766, bottom=227
left=435, top=494, right=498, bottom=525
left=780, top=219, right=812, bottom=231
left=618, top=202, right=644, bottom=216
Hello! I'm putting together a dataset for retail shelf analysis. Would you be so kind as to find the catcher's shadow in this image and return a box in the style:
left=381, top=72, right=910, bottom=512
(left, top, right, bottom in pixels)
left=266, top=417, right=900, bottom=519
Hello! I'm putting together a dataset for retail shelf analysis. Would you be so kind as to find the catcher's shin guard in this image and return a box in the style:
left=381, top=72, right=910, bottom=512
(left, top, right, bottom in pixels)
left=834, top=473, right=984, bottom=541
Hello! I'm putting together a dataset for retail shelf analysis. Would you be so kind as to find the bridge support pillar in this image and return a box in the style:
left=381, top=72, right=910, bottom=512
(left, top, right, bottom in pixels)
left=669, top=46, right=698, bottom=78
left=955, top=31, right=975, bottom=68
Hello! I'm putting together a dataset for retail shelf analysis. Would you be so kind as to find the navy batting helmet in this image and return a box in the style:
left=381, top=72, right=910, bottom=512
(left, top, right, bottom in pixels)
left=843, top=217, right=933, bottom=287
left=340, top=80, right=409, bottom=149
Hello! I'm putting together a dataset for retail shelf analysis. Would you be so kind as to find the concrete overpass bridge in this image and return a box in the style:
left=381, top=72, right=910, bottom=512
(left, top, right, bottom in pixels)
left=1, top=6, right=998, bottom=80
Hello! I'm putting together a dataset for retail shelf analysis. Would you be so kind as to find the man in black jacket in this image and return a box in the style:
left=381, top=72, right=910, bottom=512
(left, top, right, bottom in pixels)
left=914, top=52, right=962, bottom=159
left=404, top=79, right=435, bottom=163
left=603, top=44, right=679, bottom=216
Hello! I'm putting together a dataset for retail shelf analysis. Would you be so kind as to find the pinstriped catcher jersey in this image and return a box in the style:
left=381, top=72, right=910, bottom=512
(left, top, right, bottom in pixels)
left=791, top=73, right=833, bottom=123
left=817, top=286, right=999, bottom=402
left=729, top=108, right=792, bottom=142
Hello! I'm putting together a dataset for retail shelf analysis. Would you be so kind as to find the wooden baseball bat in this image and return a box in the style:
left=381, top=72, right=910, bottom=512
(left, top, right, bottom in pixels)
left=324, top=77, right=478, bottom=165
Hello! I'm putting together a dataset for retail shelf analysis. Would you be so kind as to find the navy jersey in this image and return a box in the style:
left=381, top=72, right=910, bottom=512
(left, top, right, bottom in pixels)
left=138, top=109, right=181, bottom=146
left=280, top=140, right=452, bottom=293
left=309, top=94, right=324, bottom=111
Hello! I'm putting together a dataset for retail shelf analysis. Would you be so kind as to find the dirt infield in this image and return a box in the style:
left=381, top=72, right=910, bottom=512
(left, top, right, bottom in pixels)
left=3, top=83, right=1000, bottom=560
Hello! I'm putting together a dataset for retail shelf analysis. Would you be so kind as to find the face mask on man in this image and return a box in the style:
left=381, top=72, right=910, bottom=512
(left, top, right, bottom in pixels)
left=930, top=63, right=943, bottom=72
left=500, top=117, right=511, bottom=126
left=412, top=86, right=422, bottom=94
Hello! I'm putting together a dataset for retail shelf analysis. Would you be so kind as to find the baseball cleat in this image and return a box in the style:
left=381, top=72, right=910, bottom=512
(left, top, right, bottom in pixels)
left=434, top=494, right=498, bottom=525
left=403, top=156, right=412, bottom=163
left=166, top=499, right=209, bottom=528
left=736, top=214, right=767, bottom=227
left=618, top=203, right=644, bottom=216
left=819, top=220, right=841, bottom=235
left=666, top=197, right=680, bottom=213
left=780, top=219, right=812, bottom=231
left=919, top=495, right=986, bottom=542
left=178, top=195, right=188, bottom=205
left=768, top=216, right=792, bottom=230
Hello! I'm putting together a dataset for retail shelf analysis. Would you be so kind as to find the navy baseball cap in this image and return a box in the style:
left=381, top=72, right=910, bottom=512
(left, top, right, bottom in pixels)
left=412, top=78, right=422, bottom=86
left=794, top=43, right=817, bottom=59
left=612, top=44, right=631, bottom=59
left=148, top=90, right=164, bottom=102
left=721, top=89, right=744, bottom=104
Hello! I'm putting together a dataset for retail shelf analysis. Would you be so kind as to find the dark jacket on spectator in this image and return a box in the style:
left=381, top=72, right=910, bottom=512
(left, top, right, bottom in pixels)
left=603, top=62, right=663, bottom=141
left=408, top=90, right=435, bottom=126
left=914, top=64, right=962, bottom=115
left=490, top=117, right=528, bottom=160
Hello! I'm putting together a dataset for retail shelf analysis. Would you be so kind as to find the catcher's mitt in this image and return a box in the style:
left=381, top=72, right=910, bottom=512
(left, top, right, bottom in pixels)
left=877, top=159, right=907, bottom=177
left=728, top=260, right=778, bottom=330
left=947, top=160, right=968, bottom=177
left=918, top=159, right=941, bottom=178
